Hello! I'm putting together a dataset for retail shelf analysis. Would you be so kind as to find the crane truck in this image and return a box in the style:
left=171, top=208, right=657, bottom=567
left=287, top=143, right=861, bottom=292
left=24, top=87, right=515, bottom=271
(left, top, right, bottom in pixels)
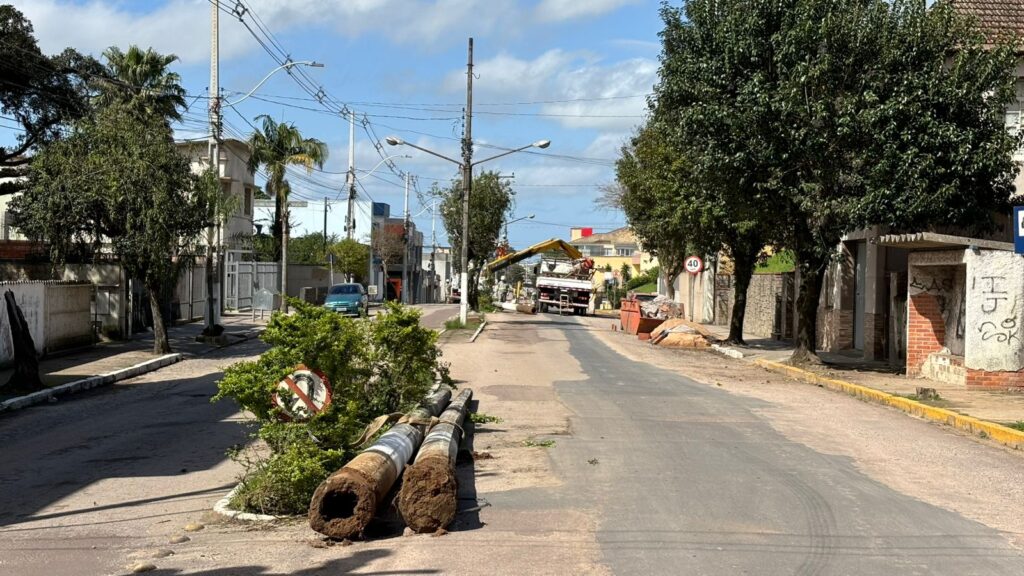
left=486, top=238, right=595, bottom=315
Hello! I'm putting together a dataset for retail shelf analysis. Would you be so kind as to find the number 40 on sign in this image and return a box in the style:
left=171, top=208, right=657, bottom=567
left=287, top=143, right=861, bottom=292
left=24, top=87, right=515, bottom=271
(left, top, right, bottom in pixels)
left=685, top=255, right=704, bottom=275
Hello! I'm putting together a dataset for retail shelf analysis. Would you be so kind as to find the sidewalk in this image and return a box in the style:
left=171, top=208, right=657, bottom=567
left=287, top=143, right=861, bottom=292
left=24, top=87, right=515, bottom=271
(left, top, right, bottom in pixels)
left=0, top=314, right=267, bottom=402
left=700, top=323, right=1024, bottom=427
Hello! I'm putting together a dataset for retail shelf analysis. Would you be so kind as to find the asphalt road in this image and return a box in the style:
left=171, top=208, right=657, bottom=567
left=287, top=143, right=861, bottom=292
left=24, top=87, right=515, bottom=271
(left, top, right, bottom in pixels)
left=538, top=315, right=1024, bottom=575
left=0, top=339, right=268, bottom=575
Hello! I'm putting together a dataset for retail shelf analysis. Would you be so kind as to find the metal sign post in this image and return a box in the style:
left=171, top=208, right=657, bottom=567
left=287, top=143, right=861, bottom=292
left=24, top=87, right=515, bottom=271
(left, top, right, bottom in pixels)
left=1014, top=206, right=1024, bottom=255
left=685, top=255, right=703, bottom=322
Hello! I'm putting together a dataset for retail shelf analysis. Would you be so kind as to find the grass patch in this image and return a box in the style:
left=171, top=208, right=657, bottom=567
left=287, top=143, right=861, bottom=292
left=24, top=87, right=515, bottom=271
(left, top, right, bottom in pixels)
left=1005, top=421, right=1024, bottom=432
left=443, top=318, right=483, bottom=331
left=755, top=250, right=796, bottom=274
left=523, top=438, right=556, bottom=448
left=469, top=412, right=503, bottom=424
left=632, top=281, right=657, bottom=293
left=896, top=392, right=949, bottom=407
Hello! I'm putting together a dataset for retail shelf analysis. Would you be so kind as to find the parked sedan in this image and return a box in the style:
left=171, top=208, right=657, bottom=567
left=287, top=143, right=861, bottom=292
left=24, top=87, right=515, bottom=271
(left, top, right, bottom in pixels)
left=324, top=283, right=368, bottom=316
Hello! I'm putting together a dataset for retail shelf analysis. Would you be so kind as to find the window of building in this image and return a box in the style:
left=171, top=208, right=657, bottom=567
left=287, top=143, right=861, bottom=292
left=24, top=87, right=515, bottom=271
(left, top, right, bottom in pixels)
left=244, top=186, right=253, bottom=216
left=603, top=246, right=615, bottom=257
left=616, top=247, right=635, bottom=257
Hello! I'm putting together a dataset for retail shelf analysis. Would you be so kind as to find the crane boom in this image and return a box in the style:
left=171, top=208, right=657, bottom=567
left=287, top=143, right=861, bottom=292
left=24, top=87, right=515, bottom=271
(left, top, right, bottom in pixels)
left=486, top=238, right=584, bottom=273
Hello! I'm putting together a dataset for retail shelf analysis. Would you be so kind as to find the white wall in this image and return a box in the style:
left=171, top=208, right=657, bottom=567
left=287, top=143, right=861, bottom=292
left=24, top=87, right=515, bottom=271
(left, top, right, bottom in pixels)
left=964, top=250, right=1024, bottom=372
left=0, top=282, right=93, bottom=367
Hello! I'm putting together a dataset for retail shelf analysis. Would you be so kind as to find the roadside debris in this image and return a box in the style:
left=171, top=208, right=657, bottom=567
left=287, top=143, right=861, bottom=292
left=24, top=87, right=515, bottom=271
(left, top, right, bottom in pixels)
left=649, top=319, right=715, bottom=348
left=308, top=386, right=452, bottom=540
left=399, top=388, right=474, bottom=533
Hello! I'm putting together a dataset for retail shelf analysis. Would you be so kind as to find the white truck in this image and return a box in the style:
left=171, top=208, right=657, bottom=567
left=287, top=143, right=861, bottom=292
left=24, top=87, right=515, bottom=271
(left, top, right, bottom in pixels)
left=535, top=257, right=593, bottom=315
left=485, top=239, right=595, bottom=316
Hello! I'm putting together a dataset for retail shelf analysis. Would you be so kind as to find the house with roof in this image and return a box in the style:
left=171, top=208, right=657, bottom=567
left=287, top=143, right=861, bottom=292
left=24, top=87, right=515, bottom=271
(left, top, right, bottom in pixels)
left=569, top=226, right=658, bottom=289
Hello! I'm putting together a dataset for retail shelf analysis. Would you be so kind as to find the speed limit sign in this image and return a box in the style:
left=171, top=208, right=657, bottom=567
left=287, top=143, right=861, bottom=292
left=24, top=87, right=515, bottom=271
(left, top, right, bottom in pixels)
left=684, top=255, right=704, bottom=275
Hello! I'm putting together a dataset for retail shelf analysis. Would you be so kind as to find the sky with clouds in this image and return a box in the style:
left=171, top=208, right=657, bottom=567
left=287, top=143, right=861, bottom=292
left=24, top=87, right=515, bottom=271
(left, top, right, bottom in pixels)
left=4, top=0, right=666, bottom=249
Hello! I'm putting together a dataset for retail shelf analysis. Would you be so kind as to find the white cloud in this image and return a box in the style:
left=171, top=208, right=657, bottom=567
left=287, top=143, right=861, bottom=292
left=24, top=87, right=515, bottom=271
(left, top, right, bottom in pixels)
left=445, top=49, right=655, bottom=131
left=18, top=1, right=255, bottom=65
left=534, top=0, right=640, bottom=22
left=16, top=0, right=525, bottom=64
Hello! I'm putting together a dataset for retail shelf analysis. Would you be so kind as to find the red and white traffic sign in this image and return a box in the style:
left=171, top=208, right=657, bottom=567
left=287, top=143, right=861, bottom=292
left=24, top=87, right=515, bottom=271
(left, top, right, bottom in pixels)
left=684, top=255, right=704, bottom=275
left=273, top=364, right=333, bottom=421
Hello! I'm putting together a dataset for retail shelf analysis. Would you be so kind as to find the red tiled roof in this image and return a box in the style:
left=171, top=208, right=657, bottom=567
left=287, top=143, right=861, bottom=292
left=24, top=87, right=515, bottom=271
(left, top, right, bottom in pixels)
left=949, top=0, right=1024, bottom=42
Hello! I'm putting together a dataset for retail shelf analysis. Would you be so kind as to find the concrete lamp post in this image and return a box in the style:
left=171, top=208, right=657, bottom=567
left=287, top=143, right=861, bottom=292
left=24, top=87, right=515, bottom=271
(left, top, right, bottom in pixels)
left=385, top=136, right=550, bottom=325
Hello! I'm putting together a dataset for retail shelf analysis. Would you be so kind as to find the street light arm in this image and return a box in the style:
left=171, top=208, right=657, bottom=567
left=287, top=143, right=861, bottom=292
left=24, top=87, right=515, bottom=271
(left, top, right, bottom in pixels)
left=390, top=139, right=462, bottom=166
left=356, top=154, right=411, bottom=177
left=224, top=61, right=323, bottom=107
left=471, top=143, right=535, bottom=167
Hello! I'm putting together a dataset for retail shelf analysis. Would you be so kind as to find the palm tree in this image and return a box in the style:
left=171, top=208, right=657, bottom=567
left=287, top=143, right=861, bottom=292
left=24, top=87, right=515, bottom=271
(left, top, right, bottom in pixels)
left=96, top=45, right=186, bottom=121
left=246, top=115, right=328, bottom=310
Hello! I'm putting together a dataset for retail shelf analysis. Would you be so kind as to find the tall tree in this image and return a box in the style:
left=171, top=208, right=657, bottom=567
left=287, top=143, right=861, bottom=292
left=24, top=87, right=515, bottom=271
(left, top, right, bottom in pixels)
left=246, top=115, right=327, bottom=311
left=437, top=171, right=514, bottom=309
left=10, top=104, right=216, bottom=353
left=0, top=5, right=100, bottom=169
left=330, top=238, right=370, bottom=283
left=651, top=1, right=782, bottom=344
left=653, top=0, right=1020, bottom=360
left=616, top=123, right=709, bottom=301
left=94, top=45, right=186, bottom=122
left=372, top=224, right=406, bottom=300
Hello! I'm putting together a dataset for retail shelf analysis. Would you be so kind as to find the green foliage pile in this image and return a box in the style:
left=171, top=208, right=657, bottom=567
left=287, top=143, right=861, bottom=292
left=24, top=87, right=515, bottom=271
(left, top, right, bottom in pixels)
left=214, top=300, right=449, bottom=515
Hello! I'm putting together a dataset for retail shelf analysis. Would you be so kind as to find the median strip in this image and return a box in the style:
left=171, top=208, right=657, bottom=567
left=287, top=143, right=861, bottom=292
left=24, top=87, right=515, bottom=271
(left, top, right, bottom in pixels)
left=754, top=359, right=1024, bottom=450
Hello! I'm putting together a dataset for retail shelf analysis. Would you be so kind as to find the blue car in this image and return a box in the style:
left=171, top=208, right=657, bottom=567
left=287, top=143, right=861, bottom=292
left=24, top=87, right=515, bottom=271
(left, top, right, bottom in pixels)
left=324, top=283, right=368, bottom=316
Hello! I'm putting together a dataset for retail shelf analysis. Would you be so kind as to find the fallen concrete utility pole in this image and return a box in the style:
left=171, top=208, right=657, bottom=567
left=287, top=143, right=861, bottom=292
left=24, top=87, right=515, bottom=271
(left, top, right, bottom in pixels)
left=308, top=386, right=452, bottom=539
left=398, top=387, right=473, bottom=532
left=499, top=301, right=536, bottom=314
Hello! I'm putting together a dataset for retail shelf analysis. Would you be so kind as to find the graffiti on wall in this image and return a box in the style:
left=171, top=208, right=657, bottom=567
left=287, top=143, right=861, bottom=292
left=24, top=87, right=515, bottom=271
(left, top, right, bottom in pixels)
left=973, top=276, right=1018, bottom=346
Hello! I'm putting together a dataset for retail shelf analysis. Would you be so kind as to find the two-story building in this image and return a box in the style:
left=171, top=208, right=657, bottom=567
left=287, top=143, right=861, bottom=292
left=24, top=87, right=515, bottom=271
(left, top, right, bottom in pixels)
left=569, top=227, right=658, bottom=288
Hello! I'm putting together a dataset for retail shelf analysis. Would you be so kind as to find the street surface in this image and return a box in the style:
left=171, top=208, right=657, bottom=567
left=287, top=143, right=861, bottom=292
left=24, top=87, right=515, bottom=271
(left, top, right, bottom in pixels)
left=1, top=309, right=1022, bottom=575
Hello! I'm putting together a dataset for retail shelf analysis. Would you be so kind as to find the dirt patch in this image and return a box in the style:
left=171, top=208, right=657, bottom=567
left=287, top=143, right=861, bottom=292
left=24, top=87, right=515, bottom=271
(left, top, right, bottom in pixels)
left=398, top=455, right=458, bottom=533
left=307, top=468, right=377, bottom=540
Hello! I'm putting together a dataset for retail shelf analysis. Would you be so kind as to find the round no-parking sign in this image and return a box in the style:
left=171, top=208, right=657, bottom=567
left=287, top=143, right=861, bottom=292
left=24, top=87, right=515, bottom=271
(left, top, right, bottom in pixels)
left=273, top=365, right=332, bottom=421
left=685, top=255, right=704, bottom=275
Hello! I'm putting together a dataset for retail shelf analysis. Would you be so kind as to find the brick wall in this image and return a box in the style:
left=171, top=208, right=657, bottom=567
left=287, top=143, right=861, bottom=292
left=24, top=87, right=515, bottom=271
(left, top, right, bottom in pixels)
left=907, top=292, right=946, bottom=376
left=965, top=369, right=1024, bottom=391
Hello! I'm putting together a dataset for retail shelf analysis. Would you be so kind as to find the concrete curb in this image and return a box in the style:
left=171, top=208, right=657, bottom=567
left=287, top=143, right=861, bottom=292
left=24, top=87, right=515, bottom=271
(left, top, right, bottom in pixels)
left=0, top=353, right=183, bottom=414
left=470, top=321, right=487, bottom=343
left=755, top=359, right=1024, bottom=450
left=212, top=484, right=281, bottom=522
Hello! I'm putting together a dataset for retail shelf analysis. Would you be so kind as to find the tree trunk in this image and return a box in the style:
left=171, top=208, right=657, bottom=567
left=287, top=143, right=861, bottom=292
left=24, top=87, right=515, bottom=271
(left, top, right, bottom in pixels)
left=273, top=190, right=283, bottom=262
left=791, top=249, right=828, bottom=365
left=148, top=282, right=171, bottom=355
left=280, top=205, right=289, bottom=312
left=727, top=241, right=760, bottom=345
left=662, top=262, right=680, bottom=301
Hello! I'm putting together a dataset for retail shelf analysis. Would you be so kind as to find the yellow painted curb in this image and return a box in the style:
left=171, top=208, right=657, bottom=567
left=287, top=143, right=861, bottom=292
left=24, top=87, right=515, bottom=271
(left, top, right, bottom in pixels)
left=754, top=359, right=1024, bottom=450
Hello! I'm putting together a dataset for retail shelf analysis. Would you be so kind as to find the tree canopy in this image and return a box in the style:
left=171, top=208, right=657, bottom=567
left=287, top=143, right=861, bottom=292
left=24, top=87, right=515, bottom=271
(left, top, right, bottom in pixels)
left=638, top=0, right=1021, bottom=360
left=0, top=5, right=101, bottom=168
left=10, top=103, right=216, bottom=352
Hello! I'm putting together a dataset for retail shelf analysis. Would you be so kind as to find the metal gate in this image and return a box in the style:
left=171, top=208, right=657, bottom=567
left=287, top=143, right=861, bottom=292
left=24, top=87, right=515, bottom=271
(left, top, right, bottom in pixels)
left=225, top=250, right=279, bottom=310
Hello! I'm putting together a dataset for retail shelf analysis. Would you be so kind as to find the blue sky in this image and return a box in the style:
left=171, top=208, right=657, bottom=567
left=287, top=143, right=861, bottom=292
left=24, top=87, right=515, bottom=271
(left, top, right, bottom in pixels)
left=5, top=0, right=665, bottom=249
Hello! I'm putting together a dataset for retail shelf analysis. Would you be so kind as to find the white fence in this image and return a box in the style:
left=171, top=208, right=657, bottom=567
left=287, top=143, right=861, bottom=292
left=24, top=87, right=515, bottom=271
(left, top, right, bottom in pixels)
left=0, top=281, right=93, bottom=367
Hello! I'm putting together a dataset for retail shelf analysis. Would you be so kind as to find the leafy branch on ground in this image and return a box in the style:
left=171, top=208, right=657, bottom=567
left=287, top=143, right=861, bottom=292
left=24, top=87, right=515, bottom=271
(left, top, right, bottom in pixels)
left=469, top=412, right=503, bottom=425
left=523, top=438, right=556, bottom=448
left=213, top=300, right=449, bottom=515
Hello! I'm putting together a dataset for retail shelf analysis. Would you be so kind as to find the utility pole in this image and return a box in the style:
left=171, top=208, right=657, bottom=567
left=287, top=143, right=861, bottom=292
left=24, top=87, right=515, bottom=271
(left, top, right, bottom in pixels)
left=203, top=0, right=220, bottom=334
left=322, top=197, right=330, bottom=255
left=401, top=173, right=410, bottom=304
left=345, top=111, right=356, bottom=242
left=430, top=200, right=437, bottom=303
left=459, top=37, right=473, bottom=325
